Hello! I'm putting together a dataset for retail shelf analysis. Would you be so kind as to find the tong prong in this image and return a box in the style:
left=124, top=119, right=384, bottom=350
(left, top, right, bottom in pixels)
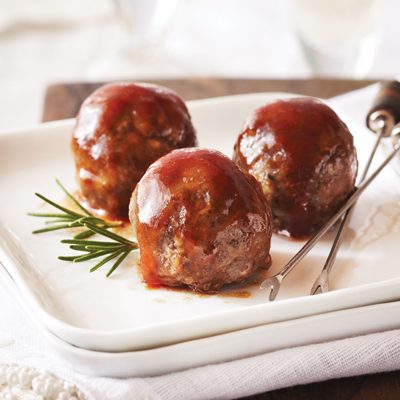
left=310, top=269, right=329, bottom=295
left=310, top=206, right=353, bottom=295
left=260, top=273, right=283, bottom=301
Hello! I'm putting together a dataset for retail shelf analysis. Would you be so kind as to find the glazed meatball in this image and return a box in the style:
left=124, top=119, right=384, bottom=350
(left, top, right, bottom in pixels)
left=233, top=98, right=358, bottom=239
left=71, top=82, right=197, bottom=220
left=129, top=148, right=272, bottom=292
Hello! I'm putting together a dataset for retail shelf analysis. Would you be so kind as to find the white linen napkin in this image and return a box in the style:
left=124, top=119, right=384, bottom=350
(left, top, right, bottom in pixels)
left=1, top=83, right=400, bottom=400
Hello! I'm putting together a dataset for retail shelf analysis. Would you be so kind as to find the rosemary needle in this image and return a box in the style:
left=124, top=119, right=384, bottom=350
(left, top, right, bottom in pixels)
left=28, top=179, right=120, bottom=238
left=29, top=180, right=138, bottom=277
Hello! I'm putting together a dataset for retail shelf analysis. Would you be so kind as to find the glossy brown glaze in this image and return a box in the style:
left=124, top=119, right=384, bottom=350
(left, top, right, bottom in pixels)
left=233, top=98, right=358, bottom=238
left=71, top=82, right=197, bottom=220
left=129, top=148, right=272, bottom=292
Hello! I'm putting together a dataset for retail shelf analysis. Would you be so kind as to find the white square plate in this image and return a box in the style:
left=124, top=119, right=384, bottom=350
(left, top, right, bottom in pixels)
left=1, top=93, right=400, bottom=352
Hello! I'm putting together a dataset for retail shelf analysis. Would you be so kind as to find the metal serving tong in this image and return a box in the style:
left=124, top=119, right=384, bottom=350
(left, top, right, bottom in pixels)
left=310, top=81, right=400, bottom=295
left=261, top=81, right=400, bottom=301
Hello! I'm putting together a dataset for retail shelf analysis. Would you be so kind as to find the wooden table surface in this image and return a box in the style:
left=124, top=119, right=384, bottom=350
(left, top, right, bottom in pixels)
left=42, top=78, right=377, bottom=122
left=43, top=78, right=399, bottom=400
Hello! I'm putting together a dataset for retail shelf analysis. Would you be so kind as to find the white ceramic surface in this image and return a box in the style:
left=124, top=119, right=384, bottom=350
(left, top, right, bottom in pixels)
left=0, top=93, right=399, bottom=352
left=2, top=261, right=400, bottom=378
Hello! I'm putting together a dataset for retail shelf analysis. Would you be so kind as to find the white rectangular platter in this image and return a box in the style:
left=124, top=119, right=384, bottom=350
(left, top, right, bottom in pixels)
left=1, top=92, right=400, bottom=353
left=2, top=263, right=400, bottom=378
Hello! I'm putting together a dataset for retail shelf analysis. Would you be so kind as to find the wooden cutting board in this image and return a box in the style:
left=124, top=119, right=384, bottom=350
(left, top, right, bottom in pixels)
left=42, top=78, right=399, bottom=400
left=42, top=78, right=375, bottom=121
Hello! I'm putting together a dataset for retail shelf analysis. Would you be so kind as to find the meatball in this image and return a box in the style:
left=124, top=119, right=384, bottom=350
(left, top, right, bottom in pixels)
left=233, top=98, right=358, bottom=239
left=71, top=82, right=197, bottom=220
left=129, top=148, right=272, bottom=292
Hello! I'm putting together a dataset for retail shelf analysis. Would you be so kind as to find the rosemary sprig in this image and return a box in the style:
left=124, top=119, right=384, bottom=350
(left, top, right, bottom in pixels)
left=59, top=221, right=138, bottom=277
left=29, top=180, right=138, bottom=277
left=28, top=179, right=120, bottom=239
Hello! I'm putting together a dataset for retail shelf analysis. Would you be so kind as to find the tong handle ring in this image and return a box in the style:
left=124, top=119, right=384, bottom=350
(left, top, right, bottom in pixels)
left=367, top=80, right=400, bottom=136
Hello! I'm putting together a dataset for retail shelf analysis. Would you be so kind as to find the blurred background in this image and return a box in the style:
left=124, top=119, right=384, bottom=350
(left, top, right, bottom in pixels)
left=0, top=0, right=399, bottom=130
